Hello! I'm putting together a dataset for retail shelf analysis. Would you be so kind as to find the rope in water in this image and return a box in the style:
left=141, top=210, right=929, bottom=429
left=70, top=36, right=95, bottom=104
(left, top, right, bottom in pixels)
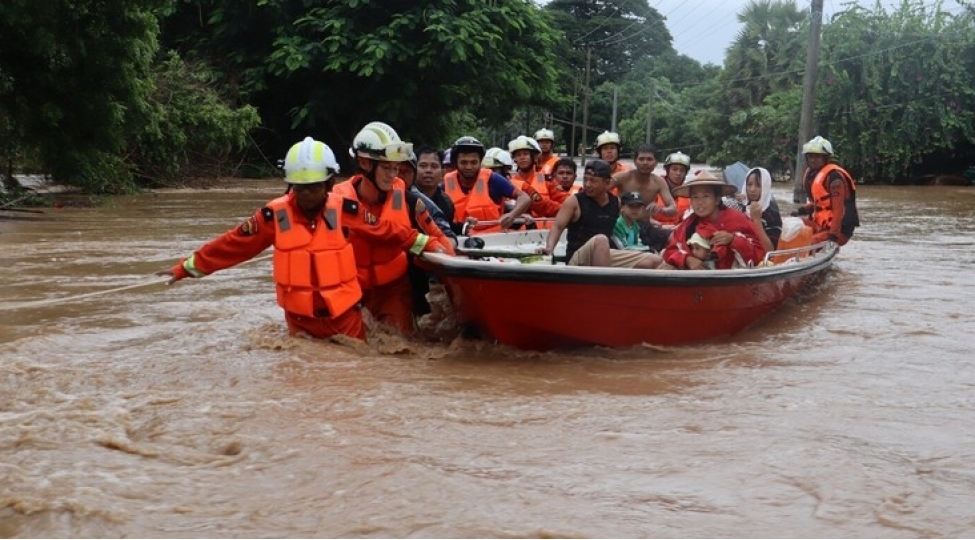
left=0, top=253, right=273, bottom=311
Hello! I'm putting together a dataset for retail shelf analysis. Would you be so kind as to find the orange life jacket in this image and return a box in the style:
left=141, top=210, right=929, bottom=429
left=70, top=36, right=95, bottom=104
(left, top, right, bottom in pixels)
left=610, top=161, right=630, bottom=175
left=510, top=169, right=548, bottom=196
left=559, top=184, right=581, bottom=196
left=536, top=154, right=559, bottom=176
left=332, top=176, right=412, bottom=289
left=268, top=195, right=361, bottom=318
left=807, top=163, right=859, bottom=237
left=444, top=169, right=502, bottom=233
left=653, top=193, right=690, bottom=225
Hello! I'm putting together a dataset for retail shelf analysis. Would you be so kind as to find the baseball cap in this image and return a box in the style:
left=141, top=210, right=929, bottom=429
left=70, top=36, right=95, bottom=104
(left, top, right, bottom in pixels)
left=620, top=191, right=644, bottom=206
left=585, top=159, right=612, bottom=178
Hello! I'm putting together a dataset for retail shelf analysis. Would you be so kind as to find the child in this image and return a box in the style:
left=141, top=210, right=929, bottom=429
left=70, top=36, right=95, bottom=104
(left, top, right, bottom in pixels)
left=687, top=232, right=715, bottom=269
left=614, top=191, right=650, bottom=250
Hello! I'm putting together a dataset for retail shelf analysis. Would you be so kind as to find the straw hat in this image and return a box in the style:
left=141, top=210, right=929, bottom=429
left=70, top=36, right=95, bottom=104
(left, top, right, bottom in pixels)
left=672, top=169, right=738, bottom=198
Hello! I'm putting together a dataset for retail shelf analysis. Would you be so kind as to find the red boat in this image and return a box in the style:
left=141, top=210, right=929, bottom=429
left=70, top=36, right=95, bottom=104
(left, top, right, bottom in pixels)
left=420, top=230, right=837, bottom=350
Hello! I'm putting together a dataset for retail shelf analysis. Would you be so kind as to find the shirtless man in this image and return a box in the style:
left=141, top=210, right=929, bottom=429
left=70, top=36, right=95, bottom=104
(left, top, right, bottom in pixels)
left=611, top=143, right=676, bottom=221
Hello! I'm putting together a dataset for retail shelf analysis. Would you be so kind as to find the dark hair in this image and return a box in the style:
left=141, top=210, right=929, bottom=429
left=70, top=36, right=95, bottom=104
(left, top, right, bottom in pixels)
left=634, top=143, right=658, bottom=158
left=416, top=146, right=443, bottom=164
left=554, top=157, right=576, bottom=172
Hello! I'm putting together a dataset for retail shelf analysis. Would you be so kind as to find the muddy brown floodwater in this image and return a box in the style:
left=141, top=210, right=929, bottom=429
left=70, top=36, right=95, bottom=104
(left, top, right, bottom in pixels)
left=2, top=179, right=974, bottom=537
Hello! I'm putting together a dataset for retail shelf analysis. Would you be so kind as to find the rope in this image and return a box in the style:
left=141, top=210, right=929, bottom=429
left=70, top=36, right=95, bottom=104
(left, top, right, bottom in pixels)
left=0, top=253, right=273, bottom=311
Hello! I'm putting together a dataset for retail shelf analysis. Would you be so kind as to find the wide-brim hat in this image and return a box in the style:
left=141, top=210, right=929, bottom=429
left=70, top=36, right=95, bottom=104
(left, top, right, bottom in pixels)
left=672, top=169, right=738, bottom=198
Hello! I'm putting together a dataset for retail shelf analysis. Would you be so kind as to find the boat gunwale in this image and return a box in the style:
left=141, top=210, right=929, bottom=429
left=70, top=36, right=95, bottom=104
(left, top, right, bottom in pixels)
left=421, top=244, right=838, bottom=287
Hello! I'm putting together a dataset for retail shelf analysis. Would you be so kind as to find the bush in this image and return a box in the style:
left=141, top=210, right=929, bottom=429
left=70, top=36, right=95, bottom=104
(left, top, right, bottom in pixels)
left=127, top=52, right=261, bottom=186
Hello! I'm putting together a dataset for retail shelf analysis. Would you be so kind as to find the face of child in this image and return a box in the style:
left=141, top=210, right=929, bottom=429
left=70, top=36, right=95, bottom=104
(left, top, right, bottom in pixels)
left=745, top=172, right=762, bottom=203
left=690, top=244, right=710, bottom=260
left=622, top=202, right=643, bottom=220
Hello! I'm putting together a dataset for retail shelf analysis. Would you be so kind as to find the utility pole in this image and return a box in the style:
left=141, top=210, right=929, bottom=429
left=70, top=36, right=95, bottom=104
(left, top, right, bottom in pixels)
left=793, top=0, right=824, bottom=203
left=570, top=75, right=579, bottom=158
left=611, top=85, right=619, bottom=133
left=645, top=78, right=655, bottom=144
left=581, top=47, right=592, bottom=167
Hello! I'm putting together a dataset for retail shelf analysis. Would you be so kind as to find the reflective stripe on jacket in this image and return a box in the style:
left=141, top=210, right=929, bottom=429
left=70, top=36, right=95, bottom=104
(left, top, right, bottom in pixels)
left=510, top=169, right=548, bottom=197
left=444, top=169, right=502, bottom=233
left=268, top=195, right=361, bottom=318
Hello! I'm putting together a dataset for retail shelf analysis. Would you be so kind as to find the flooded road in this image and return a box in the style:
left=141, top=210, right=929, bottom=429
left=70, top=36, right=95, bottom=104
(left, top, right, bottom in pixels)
left=2, top=180, right=975, bottom=537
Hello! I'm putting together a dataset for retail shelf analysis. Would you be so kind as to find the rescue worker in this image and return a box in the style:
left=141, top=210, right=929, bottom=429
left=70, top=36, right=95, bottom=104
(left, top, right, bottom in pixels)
left=482, top=147, right=514, bottom=179
left=333, top=122, right=450, bottom=336
left=507, top=136, right=548, bottom=194
left=533, top=128, right=559, bottom=176
left=793, top=136, right=860, bottom=246
left=443, top=136, right=531, bottom=235
left=654, top=151, right=693, bottom=226
left=508, top=135, right=564, bottom=219
left=156, top=137, right=440, bottom=341
left=595, top=131, right=630, bottom=175
left=442, top=148, right=456, bottom=176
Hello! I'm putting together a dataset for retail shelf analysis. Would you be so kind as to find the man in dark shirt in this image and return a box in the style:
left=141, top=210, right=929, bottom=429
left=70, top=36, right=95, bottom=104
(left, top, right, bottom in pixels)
left=541, top=160, right=660, bottom=268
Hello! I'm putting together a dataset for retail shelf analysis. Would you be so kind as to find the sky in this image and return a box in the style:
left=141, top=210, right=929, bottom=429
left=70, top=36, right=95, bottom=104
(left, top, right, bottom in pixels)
left=659, top=0, right=970, bottom=65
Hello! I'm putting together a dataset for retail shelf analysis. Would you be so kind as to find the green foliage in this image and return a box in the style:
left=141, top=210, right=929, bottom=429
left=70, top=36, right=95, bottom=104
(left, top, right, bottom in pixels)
left=816, top=1, right=975, bottom=181
left=0, top=0, right=163, bottom=192
left=161, top=0, right=563, bottom=160
left=128, top=52, right=260, bottom=185
left=691, top=0, right=807, bottom=167
left=544, top=0, right=672, bottom=85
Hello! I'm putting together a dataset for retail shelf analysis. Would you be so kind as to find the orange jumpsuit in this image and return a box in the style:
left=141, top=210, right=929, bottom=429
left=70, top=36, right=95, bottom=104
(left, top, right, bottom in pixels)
left=333, top=176, right=438, bottom=335
left=169, top=191, right=423, bottom=341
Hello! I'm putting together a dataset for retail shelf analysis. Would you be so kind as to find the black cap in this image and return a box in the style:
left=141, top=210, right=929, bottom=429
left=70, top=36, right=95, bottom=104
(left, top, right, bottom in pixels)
left=585, top=159, right=612, bottom=178
left=620, top=191, right=644, bottom=205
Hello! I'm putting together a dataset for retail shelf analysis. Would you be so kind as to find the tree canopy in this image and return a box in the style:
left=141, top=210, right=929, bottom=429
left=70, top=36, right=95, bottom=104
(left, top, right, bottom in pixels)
left=3, top=0, right=975, bottom=192
left=161, top=0, right=565, bottom=159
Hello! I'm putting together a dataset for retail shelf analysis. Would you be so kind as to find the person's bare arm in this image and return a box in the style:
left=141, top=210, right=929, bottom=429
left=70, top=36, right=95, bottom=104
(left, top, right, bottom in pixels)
left=541, top=196, right=580, bottom=255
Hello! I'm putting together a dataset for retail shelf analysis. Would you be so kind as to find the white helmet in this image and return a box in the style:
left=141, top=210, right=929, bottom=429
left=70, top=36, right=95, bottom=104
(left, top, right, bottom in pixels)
left=533, top=128, right=555, bottom=142
left=482, top=147, right=514, bottom=169
left=595, top=131, right=621, bottom=150
left=351, top=121, right=413, bottom=162
left=802, top=135, right=834, bottom=155
left=507, top=135, right=541, bottom=154
left=664, top=151, right=691, bottom=169
left=284, top=137, right=340, bottom=184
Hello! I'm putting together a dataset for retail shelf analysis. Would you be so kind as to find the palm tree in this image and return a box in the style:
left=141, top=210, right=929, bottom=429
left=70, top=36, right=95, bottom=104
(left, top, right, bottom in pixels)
left=723, top=0, right=806, bottom=108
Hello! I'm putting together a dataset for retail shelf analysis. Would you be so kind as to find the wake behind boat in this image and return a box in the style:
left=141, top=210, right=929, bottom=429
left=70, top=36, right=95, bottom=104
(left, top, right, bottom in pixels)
left=420, top=230, right=837, bottom=350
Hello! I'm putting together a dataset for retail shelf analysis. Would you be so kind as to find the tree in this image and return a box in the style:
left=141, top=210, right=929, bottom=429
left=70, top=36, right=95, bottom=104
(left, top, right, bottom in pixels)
left=0, top=0, right=162, bottom=192
left=161, top=0, right=564, bottom=162
left=723, top=0, right=806, bottom=109
left=544, top=0, right=672, bottom=86
left=816, top=1, right=975, bottom=181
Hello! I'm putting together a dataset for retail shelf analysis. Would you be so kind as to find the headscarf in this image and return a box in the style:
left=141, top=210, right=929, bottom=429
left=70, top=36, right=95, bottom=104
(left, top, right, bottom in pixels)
left=748, top=167, right=773, bottom=211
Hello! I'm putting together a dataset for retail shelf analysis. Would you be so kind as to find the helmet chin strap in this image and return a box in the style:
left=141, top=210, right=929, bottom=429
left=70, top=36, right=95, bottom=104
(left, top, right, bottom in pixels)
left=358, top=159, right=390, bottom=202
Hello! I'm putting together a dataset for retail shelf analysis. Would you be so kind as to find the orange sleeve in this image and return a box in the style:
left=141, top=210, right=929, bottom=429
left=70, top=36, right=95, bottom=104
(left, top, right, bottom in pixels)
left=522, top=183, right=563, bottom=218
left=185, top=207, right=276, bottom=275
left=546, top=179, right=569, bottom=203
left=343, top=205, right=422, bottom=251
left=414, top=202, right=456, bottom=255
left=827, top=173, right=849, bottom=239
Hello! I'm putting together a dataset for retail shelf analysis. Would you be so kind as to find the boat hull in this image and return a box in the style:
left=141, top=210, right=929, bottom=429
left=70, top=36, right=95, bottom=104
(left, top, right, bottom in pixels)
left=421, top=232, right=836, bottom=350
